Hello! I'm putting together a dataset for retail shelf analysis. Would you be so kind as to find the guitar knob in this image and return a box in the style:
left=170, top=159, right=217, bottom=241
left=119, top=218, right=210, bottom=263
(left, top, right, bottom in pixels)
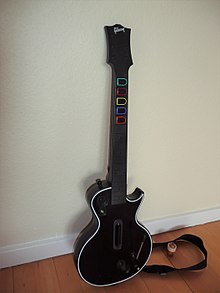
left=116, top=259, right=130, bottom=274
left=96, top=179, right=103, bottom=189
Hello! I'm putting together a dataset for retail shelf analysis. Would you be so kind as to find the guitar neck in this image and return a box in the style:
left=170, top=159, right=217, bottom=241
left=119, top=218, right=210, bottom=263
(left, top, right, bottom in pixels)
left=105, top=24, right=133, bottom=205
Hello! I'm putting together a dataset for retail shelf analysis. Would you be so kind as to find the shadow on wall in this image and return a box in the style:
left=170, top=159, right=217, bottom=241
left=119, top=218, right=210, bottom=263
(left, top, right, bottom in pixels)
left=69, top=208, right=92, bottom=235
left=68, top=171, right=108, bottom=234
left=68, top=62, right=112, bottom=235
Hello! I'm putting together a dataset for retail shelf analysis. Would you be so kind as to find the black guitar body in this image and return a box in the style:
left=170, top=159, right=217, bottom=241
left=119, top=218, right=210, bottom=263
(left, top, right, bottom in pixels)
left=74, top=180, right=152, bottom=286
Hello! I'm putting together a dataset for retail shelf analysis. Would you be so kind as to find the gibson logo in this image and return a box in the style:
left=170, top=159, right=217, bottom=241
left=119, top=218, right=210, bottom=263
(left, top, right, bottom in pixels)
left=114, top=26, right=125, bottom=34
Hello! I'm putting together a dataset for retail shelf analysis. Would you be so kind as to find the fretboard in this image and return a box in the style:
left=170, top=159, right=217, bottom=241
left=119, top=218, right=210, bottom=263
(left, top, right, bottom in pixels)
left=105, top=24, right=133, bottom=205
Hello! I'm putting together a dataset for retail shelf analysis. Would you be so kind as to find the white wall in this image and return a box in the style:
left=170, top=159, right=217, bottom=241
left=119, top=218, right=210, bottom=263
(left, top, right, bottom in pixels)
left=0, top=0, right=219, bottom=247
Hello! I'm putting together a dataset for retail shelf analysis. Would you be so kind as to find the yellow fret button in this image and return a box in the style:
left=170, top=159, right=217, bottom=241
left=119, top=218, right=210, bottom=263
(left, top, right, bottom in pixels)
left=116, top=97, right=127, bottom=105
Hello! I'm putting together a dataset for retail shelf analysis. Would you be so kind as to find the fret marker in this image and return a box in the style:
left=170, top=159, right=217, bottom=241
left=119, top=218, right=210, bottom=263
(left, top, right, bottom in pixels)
left=116, top=78, right=127, bottom=86
left=116, top=116, right=126, bottom=125
left=116, top=98, right=127, bottom=106
left=117, top=88, right=127, bottom=96
left=116, top=107, right=127, bottom=115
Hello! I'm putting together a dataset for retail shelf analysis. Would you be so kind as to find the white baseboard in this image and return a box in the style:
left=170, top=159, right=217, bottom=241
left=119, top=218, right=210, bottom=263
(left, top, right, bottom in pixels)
left=0, top=233, right=78, bottom=269
left=0, top=207, right=219, bottom=269
left=146, top=207, right=220, bottom=235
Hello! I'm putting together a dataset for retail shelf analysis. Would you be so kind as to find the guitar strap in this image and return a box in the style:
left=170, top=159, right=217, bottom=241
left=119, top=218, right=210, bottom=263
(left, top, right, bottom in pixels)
left=142, top=234, right=207, bottom=274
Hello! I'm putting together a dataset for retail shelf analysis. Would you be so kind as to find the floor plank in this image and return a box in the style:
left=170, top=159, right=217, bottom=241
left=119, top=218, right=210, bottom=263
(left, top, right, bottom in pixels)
left=0, top=267, right=13, bottom=293
left=53, top=254, right=84, bottom=293
left=13, top=259, right=60, bottom=293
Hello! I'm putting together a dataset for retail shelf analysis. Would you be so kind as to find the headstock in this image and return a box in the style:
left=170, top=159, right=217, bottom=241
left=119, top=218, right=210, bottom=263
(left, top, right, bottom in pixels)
left=105, top=24, right=133, bottom=70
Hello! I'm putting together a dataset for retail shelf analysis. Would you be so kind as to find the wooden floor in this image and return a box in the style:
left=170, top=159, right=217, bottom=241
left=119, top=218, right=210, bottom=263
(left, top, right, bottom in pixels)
left=1, top=221, right=220, bottom=293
